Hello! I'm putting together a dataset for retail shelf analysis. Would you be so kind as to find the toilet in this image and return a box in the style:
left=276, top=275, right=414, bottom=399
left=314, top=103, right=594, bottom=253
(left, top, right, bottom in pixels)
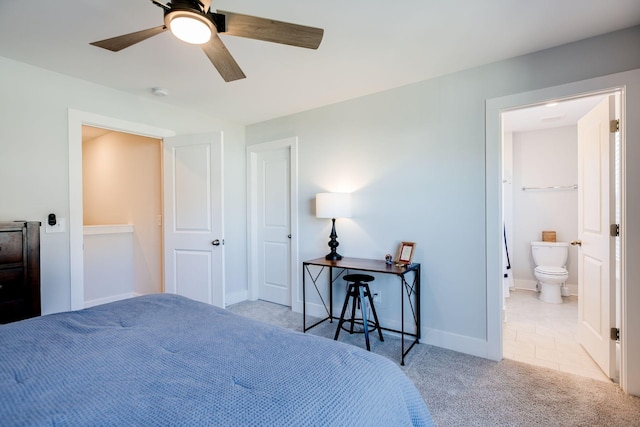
left=530, top=241, right=569, bottom=304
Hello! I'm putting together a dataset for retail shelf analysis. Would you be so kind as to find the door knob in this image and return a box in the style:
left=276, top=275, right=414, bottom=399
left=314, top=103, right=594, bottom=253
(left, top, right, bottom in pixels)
left=212, top=239, right=221, bottom=246
left=570, top=240, right=582, bottom=246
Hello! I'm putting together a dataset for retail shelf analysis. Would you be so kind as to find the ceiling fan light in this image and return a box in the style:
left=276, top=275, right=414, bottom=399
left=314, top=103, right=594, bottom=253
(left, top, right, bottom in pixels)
left=168, top=15, right=212, bottom=45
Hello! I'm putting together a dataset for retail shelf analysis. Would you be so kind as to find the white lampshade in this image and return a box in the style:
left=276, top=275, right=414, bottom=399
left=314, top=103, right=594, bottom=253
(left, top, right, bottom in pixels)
left=316, top=193, right=352, bottom=219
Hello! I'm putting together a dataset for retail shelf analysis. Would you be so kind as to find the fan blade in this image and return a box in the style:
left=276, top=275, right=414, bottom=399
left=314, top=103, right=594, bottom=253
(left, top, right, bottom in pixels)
left=201, top=34, right=246, bottom=82
left=217, top=10, right=323, bottom=49
left=90, top=25, right=167, bottom=52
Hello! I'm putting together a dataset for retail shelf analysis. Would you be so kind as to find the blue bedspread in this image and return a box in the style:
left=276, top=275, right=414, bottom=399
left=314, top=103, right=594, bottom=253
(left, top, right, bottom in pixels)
left=0, top=294, right=433, bottom=426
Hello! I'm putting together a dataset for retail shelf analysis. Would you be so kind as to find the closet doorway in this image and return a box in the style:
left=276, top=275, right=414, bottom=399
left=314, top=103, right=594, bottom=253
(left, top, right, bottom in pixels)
left=81, top=126, right=163, bottom=307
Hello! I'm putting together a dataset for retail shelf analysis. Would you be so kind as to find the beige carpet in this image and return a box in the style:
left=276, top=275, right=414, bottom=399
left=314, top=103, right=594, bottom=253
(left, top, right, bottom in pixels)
left=228, top=299, right=640, bottom=427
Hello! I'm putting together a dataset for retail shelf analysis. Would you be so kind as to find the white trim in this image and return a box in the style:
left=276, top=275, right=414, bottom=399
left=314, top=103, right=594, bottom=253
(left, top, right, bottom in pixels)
left=219, top=133, right=227, bottom=308
left=225, top=290, right=249, bottom=307
left=486, top=69, right=640, bottom=394
left=83, top=292, right=141, bottom=309
left=83, top=224, right=134, bottom=235
left=422, top=328, right=491, bottom=359
left=513, top=279, right=538, bottom=292
left=302, top=301, right=330, bottom=320
left=68, top=109, right=175, bottom=311
left=246, top=137, right=300, bottom=310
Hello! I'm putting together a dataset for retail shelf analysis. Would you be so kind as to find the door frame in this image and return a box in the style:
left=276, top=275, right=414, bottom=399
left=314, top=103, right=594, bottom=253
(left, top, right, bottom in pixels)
left=247, top=137, right=299, bottom=310
left=68, top=109, right=175, bottom=310
left=486, top=69, right=640, bottom=394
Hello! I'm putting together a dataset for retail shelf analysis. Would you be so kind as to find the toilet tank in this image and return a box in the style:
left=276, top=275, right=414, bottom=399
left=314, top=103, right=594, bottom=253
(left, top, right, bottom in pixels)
left=530, top=241, right=569, bottom=267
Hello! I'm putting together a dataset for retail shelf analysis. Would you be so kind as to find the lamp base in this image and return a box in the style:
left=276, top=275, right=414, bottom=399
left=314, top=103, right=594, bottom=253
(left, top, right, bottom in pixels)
left=325, top=218, right=343, bottom=261
left=325, top=252, right=343, bottom=261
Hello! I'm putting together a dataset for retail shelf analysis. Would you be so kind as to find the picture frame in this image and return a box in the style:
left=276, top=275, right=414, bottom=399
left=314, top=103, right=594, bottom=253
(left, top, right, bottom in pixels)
left=395, top=241, right=416, bottom=265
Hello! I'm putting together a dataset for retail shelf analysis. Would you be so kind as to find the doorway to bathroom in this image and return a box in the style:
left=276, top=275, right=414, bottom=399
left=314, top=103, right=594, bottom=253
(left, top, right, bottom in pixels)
left=500, top=90, right=621, bottom=383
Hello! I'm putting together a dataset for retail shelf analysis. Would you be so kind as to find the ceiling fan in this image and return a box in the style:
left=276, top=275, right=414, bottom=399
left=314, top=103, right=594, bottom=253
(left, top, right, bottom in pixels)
left=90, top=0, right=324, bottom=82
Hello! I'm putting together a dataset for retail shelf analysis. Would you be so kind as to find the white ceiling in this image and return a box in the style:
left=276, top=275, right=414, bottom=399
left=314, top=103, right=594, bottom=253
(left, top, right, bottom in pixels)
left=502, top=93, right=610, bottom=133
left=1, top=1, right=639, bottom=125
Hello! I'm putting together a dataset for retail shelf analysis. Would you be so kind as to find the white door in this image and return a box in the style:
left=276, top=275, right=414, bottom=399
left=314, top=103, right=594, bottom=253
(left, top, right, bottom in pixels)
left=163, top=132, right=225, bottom=308
left=257, top=148, right=291, bottom=305
left=576, top=96, right=616, bottom=378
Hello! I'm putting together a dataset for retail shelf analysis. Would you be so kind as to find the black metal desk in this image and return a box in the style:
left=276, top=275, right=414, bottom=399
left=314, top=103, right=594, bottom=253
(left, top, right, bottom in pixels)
left=302, top=257, right=420, bottom=365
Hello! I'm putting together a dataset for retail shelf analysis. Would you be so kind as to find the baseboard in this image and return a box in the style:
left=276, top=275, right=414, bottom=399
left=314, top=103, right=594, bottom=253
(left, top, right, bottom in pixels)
left=84, top=292, right=140, bottom=308
left=421, top=327, right=491, bottom=359
left=299, top=301, right=330, bottom=320
left=241, top=295, right=494, bottom=360
left=512, top=279, right=578, bottom=296
left=225, top=290, right=248, bottom=307
left=302, top=303, right=488, bottom=358
left=514, top=279, right=538, bottom=291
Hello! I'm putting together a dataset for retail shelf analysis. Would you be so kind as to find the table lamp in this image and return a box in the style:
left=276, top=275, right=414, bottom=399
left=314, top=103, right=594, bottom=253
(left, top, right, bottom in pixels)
left=316, top=192, right=352, bottom=260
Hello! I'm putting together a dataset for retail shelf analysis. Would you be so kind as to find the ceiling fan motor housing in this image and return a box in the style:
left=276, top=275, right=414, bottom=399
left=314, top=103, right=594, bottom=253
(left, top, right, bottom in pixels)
left=209, top=13, right=226, bottom=33
left=164, top=0, right=224, bottom=41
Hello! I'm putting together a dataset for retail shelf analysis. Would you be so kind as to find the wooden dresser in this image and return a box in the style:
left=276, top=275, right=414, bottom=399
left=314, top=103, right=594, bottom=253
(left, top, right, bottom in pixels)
left=0, top=221, right=41, bottom=323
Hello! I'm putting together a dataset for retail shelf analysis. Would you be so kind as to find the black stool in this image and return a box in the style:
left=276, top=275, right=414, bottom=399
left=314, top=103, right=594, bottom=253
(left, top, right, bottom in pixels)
left=334, top=274, right=384, bottom=351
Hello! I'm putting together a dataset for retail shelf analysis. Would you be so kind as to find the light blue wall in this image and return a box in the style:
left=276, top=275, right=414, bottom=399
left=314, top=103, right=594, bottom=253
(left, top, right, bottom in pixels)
left=0, top=56, right=247, bottom=314
left=246, top=26, right=640, bottom=351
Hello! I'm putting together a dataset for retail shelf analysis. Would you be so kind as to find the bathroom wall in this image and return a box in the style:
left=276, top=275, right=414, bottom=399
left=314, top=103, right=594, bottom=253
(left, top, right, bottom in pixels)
left=511, top=125, right=579, bottom=293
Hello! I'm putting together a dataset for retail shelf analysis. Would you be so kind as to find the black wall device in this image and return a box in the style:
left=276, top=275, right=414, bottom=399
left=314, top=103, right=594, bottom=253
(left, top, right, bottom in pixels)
left=48, top=213, right=56, bottom=226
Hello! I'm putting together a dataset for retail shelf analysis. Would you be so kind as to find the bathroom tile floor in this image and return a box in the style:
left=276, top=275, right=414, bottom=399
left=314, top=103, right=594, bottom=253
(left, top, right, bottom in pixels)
left=503, top=289, right=611, bottom=383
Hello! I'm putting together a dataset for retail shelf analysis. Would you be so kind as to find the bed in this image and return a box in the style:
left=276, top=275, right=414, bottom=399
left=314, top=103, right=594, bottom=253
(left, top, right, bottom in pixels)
left=0, top=293, right=433, bottom=426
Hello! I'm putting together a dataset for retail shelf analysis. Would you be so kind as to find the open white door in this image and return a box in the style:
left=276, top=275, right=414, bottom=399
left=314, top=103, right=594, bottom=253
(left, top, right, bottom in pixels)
left=256, top=147, right=292, bottom=305
left=576, top=96, right=616, bottom=378
left=163, top=132, right=225, bottom=308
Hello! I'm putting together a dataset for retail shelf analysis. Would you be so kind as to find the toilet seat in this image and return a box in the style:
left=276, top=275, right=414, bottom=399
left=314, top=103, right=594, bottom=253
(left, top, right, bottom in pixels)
left=535, top=266, right=567, bottom=276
